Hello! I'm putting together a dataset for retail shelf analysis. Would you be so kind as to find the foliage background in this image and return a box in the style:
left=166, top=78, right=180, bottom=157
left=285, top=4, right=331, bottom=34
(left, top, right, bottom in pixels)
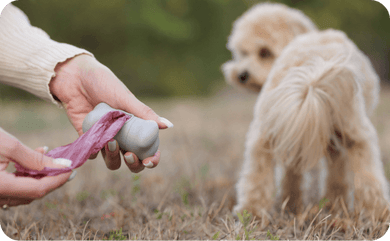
left=1, top=0, right=389, bottom=100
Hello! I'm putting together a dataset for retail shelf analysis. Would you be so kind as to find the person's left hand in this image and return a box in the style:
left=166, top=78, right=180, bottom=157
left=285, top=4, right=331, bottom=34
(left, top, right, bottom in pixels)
left=49, top=54, right=172, bottom=173
left=0, top=128, right=74, bottom=207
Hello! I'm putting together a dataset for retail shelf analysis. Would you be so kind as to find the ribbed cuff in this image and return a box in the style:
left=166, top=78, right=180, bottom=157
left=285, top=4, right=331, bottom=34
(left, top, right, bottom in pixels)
left=0, top=28, right=93, bottom=107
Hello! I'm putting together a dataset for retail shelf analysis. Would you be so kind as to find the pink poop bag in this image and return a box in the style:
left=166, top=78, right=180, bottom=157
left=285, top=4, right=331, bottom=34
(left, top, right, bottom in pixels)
left=14, top=111, right=130, bottom=179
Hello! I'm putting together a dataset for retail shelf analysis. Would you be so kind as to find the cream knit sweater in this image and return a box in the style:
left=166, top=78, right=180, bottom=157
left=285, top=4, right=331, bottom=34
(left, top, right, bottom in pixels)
left=0, top=4, right=93, bottom=107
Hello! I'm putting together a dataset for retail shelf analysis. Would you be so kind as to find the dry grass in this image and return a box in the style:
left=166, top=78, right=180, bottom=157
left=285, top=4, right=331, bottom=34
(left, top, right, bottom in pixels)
left=1, top=84, right=390, bottom=240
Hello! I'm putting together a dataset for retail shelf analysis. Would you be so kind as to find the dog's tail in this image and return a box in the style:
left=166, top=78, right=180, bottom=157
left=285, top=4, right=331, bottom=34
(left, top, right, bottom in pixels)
left=259, top=55, right=359, bottom=170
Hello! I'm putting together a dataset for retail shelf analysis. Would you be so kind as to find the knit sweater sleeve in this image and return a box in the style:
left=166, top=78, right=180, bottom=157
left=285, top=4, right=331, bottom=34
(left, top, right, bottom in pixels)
left=0, top=4, right=93, bottom=107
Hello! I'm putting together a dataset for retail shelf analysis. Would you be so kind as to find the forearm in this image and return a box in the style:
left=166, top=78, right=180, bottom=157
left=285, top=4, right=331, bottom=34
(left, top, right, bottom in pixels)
left=0, top=4, right=93, bottom=107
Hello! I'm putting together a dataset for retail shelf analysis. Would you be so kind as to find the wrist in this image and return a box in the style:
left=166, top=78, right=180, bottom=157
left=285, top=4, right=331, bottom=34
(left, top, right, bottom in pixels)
left=49, top=54, right=94, bottom=101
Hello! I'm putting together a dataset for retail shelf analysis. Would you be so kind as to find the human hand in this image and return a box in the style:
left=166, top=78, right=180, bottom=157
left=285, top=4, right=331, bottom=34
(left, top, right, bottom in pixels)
left=49, top=54, right=172, bottom=173
left=0, top=128, right=73, bottom=208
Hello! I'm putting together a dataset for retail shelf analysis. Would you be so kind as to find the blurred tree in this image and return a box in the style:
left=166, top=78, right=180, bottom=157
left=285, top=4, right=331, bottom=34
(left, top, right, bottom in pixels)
left=1, top=0, right=388, bottom=101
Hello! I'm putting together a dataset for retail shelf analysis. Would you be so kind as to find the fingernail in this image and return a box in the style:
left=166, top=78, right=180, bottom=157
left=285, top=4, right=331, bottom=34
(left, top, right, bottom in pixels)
left=67, top=170, right=77, bottom=182
left=53, top=158, right=72, bottom=168
left=43, top=146, right=49, bottom=153
left=144, top=161, right=153, bottom=168
left=108, top=140, right=117, bottom=152
left=158, top=117, right=174, bottom=128
left=124, top=154, right=135, bottom=165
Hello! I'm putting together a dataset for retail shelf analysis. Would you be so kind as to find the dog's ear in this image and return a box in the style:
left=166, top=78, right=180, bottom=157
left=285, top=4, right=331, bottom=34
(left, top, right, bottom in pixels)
left=290, top=20, right=316, bottom=36
left=287, top=8, right=318, bottom=36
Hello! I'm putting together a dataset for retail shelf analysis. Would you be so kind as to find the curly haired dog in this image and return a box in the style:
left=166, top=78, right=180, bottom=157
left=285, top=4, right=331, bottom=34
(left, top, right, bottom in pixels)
left=222, top=3, right=317, bottom=92
left=234, top=28, right=390, bottom=218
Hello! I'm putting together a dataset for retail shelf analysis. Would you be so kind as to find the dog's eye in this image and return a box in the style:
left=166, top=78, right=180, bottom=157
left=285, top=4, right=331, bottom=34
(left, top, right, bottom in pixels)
left=259, top=48, right=272, bottom=58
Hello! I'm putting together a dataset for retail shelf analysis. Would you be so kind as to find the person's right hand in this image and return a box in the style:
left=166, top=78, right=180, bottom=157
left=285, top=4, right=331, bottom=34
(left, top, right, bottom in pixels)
left=0, top=128, right=73, bottom=207
left=49, top=55, right=173, bottom=173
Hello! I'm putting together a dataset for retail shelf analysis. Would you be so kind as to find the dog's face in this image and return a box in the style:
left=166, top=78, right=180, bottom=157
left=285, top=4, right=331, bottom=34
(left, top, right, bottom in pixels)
left=222, top=3, right=317, bottom=92
left=223, top=24, right=279, bottom=92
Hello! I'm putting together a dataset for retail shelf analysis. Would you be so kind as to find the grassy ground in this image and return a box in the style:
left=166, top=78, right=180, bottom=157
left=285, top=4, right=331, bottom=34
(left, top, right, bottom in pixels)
left=1, top=84, right=390, bottom=240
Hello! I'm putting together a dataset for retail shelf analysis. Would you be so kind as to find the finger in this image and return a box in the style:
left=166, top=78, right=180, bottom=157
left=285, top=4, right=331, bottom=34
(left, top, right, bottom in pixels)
left=123, top=152, right=145, bottom=173
left=119, top=94, right=173, bottom=129
left=0, top=154, right=9, bottom=170
left=99, top=78, right=173, bottom=129
left=101, top=140, right=121, bottom=170
left=141, top=150, right=160, bottom=169
left=35, top=146, right=49, bottom=154
left=89, top=152, right=99, bottom=160
left=0, top=171, right=71, bottom=199
left=0, top=198, right=33, bottom=207
left=6, top=141, right=70, bottom=171
left=120, top=94, right=159, bottom=121
left=157, top=117, right=174, bottom=129
left=0, top=162, right=7, bottom=171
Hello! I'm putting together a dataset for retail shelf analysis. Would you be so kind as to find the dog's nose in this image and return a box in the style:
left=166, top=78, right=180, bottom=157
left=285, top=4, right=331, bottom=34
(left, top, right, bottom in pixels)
left=238, top=71, right=249, bottom=83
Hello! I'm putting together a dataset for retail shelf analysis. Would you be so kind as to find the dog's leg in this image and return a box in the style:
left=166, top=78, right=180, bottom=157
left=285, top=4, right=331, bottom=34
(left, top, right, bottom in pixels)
left=281, top=165, right=303, bottom=213
left=234, top=139, right=275, bottom=218
left=341, top=116, right=389, bottom=217
left=327, top=113, right=389, bottom=217
left=325, top=137, right=354, bottom=212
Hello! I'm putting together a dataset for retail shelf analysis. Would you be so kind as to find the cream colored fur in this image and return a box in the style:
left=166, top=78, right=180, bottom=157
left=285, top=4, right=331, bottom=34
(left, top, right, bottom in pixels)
left=222, top=2, right=317, bottom=92
left=234, top=29, right=389, bottom=218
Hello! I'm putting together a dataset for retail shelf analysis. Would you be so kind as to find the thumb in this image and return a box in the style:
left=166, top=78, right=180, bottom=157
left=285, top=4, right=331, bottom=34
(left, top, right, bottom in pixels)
left=10, top=142, right=71, bottom=171
left=116, top=93, right=174, bottom=129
